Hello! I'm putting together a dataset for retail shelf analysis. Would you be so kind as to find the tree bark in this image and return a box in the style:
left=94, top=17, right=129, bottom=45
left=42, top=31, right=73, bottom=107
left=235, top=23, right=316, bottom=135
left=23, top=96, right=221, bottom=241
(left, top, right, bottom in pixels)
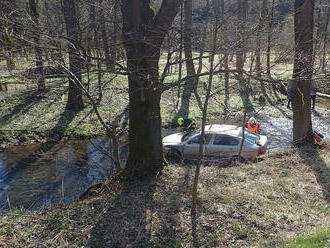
left=121, top=0, right=181, bottom=180
left=255, top=0, right=267, bottom=78
left=292, top=0, right=315, bottom=145
left=266, top=0, right=275, bottom=78
left=177, top=0, right=195, bottom=118
left=313, top=1, right=322, bottom=67
left=99, top=0, right=112, bottom=71
left=29, top=0, right=45, bottom=93
left=321, top=5, right=330, bottom=72
left=111, top=0, right=119, bottom=61
left=219, top=0, right=230, bottom=111
left=90, top=0, right=103, bottom=102
left=62, top=0, right=84, bottom=110
left=176, top=2, right=184, bottom=111
left=236, top=0, right=249, bottom=107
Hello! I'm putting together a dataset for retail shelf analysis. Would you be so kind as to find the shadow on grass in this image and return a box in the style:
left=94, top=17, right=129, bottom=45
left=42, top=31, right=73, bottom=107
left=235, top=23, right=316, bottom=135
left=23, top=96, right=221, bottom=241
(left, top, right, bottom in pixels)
left=0, top=89, right=44, bottom=126
left=0, top=81, right=68, bottom=128
left=298, top=146, right=330, bottom=204
left=87, top=165, right=196, bottom=247
left=87, top=180, right=157, bottom=247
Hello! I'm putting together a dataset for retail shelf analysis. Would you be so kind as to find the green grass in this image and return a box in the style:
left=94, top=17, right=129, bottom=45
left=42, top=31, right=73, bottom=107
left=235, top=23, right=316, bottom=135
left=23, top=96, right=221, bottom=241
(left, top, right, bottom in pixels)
left=1, top=65, right=287, bottom=147
left=0, top=53, right=328, bottom=148
left=0, top=148, right=328, bottom=247
left=276, top=228, right=330, bottom=248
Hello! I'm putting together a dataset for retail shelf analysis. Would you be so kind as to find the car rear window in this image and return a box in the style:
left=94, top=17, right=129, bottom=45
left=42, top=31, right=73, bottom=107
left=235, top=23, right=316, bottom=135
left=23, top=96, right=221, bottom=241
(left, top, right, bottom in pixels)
left=244, top=133, right=259, bottom=144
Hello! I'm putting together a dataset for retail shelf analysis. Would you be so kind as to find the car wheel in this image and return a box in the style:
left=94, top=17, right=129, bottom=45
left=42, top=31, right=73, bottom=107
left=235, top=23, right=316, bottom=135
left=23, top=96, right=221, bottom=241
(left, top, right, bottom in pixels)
left=166, top=149, right=183, bottom=165
left=231, top=155, right=246, bottom=164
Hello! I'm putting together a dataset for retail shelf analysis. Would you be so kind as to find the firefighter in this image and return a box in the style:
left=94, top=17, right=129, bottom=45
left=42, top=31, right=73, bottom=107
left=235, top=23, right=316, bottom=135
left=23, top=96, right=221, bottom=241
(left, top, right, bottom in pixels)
left=177, top=117, right=196, bottom=132
left=246, top=117, right=260, bottom=134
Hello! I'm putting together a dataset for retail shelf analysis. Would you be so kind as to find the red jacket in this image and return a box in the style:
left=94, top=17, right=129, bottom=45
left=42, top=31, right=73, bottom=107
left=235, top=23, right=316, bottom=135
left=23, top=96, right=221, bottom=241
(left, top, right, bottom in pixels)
left=247, top=121, right=259, bottom=133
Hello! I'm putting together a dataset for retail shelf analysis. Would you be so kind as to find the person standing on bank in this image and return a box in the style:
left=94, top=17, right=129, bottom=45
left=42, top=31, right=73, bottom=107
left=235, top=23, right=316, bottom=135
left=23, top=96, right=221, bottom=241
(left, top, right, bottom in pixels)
left=310, top=83, right=317, bottom=110
left=177, top=117, right=196, bottom=132
left=287, top=84, right=296, bottom=109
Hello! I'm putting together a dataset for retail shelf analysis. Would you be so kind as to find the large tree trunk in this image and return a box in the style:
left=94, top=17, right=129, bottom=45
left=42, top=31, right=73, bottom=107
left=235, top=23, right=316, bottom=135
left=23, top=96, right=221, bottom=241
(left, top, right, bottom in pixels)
left=219, top=0, right=230, bottom=110
left=99, top=0, right=112, bottom=71
left=121, top=0, right=181, bottom=180
left=111, top=0, right=119, bottom=61
left=255, top=0, right=267, bottom=77
left=292, top=0, right=315, bottom=145
left=63, top=0, right=84, bottom=110
left=29, top=0, right=45, bottom=93
left=313, top=1, right=322, bottom=66
left=236, top=0, right=246, bottom=73
left=256, top=0, right=268, bottom=96
left=90, top=0, right=103, bottom=101
left=236, top=0, right=249, bottom=107
left=177, top=0, right=195, bottom=118
left=266, top=0, right=275, bottom=78
left=321, top=5, right=330, bottom=72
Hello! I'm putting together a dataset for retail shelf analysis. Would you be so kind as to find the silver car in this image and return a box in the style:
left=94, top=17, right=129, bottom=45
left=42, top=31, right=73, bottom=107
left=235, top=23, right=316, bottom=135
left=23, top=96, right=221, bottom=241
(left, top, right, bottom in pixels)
left=163, top=124, right=268, bottom=163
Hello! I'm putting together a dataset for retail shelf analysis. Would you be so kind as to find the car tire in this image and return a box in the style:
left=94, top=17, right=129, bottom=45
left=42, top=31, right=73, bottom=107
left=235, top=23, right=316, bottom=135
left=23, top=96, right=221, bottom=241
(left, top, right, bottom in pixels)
left=165, top=149, right=183, bottom=165
left=231, top=155, right=246, bottom=164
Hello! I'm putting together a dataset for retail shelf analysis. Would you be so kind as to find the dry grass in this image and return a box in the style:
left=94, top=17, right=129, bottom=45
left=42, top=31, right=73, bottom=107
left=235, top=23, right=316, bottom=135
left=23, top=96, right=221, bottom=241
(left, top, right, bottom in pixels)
left=0, top=147, right=329, bottom=247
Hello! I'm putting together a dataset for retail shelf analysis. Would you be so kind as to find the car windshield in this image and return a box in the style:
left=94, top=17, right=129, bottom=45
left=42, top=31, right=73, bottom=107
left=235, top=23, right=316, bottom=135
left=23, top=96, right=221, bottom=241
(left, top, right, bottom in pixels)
left=181, top=131, right=199, bottom=142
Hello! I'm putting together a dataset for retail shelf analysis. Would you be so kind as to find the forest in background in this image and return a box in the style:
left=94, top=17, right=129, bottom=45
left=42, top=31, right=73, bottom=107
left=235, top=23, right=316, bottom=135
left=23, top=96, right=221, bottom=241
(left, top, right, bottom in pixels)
left=0, top=1, right=329, bottom=247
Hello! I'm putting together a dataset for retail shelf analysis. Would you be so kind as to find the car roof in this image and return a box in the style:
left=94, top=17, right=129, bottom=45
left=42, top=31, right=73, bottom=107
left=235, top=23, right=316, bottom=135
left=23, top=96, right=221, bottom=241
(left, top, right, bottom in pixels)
left=204, top=124, right=241, bottom=135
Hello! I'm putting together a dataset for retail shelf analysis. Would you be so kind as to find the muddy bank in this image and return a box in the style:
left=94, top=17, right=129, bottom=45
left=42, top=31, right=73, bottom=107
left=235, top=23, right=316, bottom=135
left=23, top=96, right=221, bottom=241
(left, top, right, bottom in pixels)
left=0, top=130, right=103, bottom=151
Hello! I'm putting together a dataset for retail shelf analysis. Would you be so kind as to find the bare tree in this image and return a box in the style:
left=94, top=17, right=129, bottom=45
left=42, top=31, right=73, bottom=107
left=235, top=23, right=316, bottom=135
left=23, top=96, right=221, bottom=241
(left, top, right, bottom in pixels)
left=236, top=0, right=250, bottom=107
left=266, top=0, right=275, bottom=79
left=176, top=0, right=195, bottom=118
left=321, top=5, right=330, bottom=72
left=292, top=0, right=315, bottom=145
left=99, top=0, right=112, bottom=71
left=121, top=0, right=181, bottom=180
left=191, top=0, right=219, bottom=218
left=62, top=0, right=84, bottom=110
left=29, top=0, right=45, bottom=93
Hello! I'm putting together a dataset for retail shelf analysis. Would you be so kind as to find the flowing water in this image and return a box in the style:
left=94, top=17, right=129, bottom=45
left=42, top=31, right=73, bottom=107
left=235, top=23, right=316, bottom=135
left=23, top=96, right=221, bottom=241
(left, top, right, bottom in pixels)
left=0, top=101, right=329, bottom=211
left=0, top=138, right=127, bottom=211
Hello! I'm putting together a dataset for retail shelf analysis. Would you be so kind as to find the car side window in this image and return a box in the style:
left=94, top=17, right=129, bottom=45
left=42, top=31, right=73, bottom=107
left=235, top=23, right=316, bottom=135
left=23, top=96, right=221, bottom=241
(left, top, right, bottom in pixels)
left=189, top=134, right=212, bottom=144
left=213, top=135, right=239, bottom=146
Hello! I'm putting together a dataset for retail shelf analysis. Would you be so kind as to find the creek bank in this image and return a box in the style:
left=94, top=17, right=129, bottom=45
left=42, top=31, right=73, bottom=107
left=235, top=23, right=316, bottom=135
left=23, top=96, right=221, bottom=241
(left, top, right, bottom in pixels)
left=0, top=129, right=102, bottom=151
left=1, top=98, right=329, bottom=151
left=0, top=148, right=329, bottom=247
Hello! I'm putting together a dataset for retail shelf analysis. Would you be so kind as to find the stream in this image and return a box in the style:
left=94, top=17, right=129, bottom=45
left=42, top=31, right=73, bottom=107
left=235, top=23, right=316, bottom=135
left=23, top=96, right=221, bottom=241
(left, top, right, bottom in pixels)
left=0, top=138, right=126, bottom=211
left=0, top=103, right=329, bottom=211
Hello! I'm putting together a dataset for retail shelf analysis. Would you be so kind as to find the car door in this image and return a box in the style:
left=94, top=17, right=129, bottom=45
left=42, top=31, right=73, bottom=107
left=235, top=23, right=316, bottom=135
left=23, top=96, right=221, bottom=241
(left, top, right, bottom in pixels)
left=206, top=134, right=240, bottom=161
left=183, top=133, right=213, bottom=160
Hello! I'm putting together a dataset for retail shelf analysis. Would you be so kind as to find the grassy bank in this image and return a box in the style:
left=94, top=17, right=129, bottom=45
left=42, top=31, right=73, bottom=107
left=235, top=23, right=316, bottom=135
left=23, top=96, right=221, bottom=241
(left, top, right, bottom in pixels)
left=1, top=147, right=329, bottom=247
left=0, top=70, right=287, bottom=149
